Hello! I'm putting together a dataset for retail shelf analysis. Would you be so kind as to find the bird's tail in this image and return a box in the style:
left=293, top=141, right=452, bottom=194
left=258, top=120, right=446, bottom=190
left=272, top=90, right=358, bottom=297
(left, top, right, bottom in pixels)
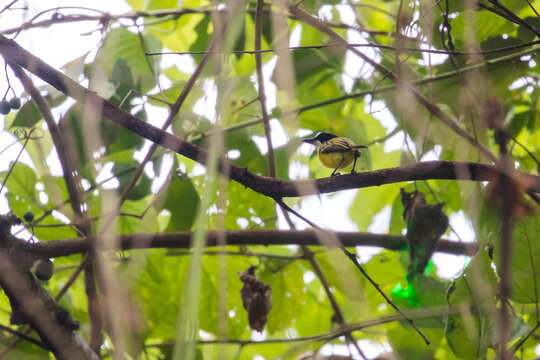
left=353, top=145, right=368, bottom=149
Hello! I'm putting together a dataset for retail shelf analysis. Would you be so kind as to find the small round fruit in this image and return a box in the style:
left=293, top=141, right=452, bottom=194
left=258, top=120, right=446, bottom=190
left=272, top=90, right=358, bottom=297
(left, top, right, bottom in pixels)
left=35, top=259, right=54, bottom=281
left=23, top=211, right=34, bottom=223
left=8, top=97, right=21, bottom=110
left=0, top=100, right=10, bottom=115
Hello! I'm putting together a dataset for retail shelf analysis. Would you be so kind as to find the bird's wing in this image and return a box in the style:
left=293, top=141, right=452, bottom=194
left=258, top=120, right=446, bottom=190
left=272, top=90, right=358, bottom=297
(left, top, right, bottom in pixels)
left=320, top=138, right=353, bottom=153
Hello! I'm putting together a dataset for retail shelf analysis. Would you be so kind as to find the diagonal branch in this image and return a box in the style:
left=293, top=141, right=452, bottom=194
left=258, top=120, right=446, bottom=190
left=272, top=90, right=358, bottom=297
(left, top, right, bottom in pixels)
left=114, top=19, right=225, bottom=209
left=274, top=200, right=431, bottom=345
left=8, top=63, right=103, bottom=352
left=1, top=36, right=539, bottom=201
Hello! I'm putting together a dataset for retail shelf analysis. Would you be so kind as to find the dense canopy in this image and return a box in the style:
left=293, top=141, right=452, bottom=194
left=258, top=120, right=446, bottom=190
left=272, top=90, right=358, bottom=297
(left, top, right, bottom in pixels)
left=0, top=0, right=539, bottom=359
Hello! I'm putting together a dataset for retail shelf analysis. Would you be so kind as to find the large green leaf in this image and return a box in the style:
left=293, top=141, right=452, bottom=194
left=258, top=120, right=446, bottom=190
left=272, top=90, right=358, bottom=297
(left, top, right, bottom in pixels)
left=3, top=162, right=42, bottom=216
left=10, top=100, right=41, bottom=128
left=445, top=251, right=497, bottom=359
left=161, top=174, right=200, bottom=231
left=350, top=184, right=400, bottom=232
left=94, top=27, right=162, bottom=92
left=387, top=322, right=442, bottom=360
left=259, top=260, right=305, bottom=334
left=451, top=10, right=516, bottom=44
left=505, top=214, right=540, bottom=303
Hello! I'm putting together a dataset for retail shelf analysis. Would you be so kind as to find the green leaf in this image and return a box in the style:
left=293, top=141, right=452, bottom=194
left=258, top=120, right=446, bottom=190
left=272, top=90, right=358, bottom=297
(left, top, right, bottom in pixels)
left=350, top=184, right=400, bottom=232
left=388, top=323, right=442, bottom=360
left=95, top=27, right=161, bottom=92
left=290, top=45, right=345, bottom=85
left=58, top=104, right=92, bottom=178
left=190, top=16, right=211, bottom=62
left=149, top=14, right=202, bottom=54
left=130, top=250, right=188, bottom=339
left=451, top=10, right=515, bottom=43
left=34, top=215, right=78, bottom=241
left=445, top=310, right=489, bottom=359
left=10, top=100, right=41, bottom=128
left=445, top=251, right=497, bottom=359
left=4, top=162, right=39, bottom=214
left=363, top=250, right=407, bottom=315
left=0, top=339, right=50, bottom=360
left=117, top=196, right=159, bottom=235
left=108, top=110, right=146, bottom=153
left=259, top=261, right=305, bottom=334
left=316, top=250, right=366, bottom=302
left=111, top=58, right=134, bottom=88
left=409, top=275, right=448, bottom=327
left=161, top=174, right=200, bottom=231
left=505, top=214, right=540, bottom=303
left=113, top=162, right=152, bottom=201
left=356, top=0, right=395, bottom=33
left=222, top=180, right=276, bottom=230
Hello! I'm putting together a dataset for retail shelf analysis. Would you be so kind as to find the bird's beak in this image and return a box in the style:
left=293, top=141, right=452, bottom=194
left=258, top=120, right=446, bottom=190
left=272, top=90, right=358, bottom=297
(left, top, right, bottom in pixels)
left=302, top=137, right=318, bottom=145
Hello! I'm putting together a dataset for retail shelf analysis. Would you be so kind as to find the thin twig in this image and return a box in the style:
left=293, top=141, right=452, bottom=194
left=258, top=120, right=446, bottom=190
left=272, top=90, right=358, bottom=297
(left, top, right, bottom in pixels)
left=512, top=321, right=540, bottom=354
left=275, top=203, right=367, bottom=358
left=274, top=198, right=431, bottom=345
left=486, top=0, right=540, bottom=38
left=147, top=39, right=540, bottom=57
left=0, top=128, right=37, bottom=194
left=512, top=136, right=540, bottom=171
left=0, top=324, right=50, bottom=351
left=302, top=245, right=367, bottom=359
left=0, top=0, right=19, bottom=14
left=526, top=0, right=540, bottom=17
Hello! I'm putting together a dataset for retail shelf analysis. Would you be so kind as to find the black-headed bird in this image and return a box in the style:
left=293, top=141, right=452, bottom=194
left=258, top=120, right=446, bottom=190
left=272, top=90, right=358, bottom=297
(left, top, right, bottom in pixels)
left=303, top=132, right=368, bottom=176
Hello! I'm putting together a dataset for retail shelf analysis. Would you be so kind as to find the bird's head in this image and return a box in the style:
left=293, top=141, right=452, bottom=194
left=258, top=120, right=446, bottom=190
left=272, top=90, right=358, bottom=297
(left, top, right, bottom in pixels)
left=302, top=132, right=338, bottom=146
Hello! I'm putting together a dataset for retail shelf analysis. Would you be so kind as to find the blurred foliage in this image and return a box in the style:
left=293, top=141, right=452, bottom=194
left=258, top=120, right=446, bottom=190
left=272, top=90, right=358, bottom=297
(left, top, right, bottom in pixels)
left=0, top=0, right=539, bottom=359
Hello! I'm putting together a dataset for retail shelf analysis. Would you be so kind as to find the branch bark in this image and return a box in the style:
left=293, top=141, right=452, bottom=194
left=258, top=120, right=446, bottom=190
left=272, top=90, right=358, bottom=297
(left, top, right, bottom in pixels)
left=26, top=230, right=478, bottom=258
left=8, top=62, right=103, bottom=352
left=0, top=217, right=98, bottom=360
left=1, top=36, right=539, bottom=200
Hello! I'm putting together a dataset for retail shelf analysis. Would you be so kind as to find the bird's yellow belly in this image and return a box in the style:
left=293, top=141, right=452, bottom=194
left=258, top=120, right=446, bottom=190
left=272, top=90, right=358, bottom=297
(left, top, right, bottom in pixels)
left=318, top=150, right=354, bottom=169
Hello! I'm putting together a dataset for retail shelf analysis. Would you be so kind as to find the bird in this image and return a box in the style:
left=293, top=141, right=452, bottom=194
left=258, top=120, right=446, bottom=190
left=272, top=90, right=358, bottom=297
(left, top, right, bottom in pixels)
left=400, top=189, right=448, bottom=281
left=302, top=132, right=368, bottom=176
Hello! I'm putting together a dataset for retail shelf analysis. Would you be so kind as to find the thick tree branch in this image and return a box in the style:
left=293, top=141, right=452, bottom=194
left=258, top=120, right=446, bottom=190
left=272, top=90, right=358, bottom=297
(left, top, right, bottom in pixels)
left=1, top=36, right=539, bottom=201
left=9, top=62, right=104, bottom=352
left=26, top=230, right=478, bottom=258
left=0, top=251, right=99, bottom=360
left=0, top=217, right=98, bottom=360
